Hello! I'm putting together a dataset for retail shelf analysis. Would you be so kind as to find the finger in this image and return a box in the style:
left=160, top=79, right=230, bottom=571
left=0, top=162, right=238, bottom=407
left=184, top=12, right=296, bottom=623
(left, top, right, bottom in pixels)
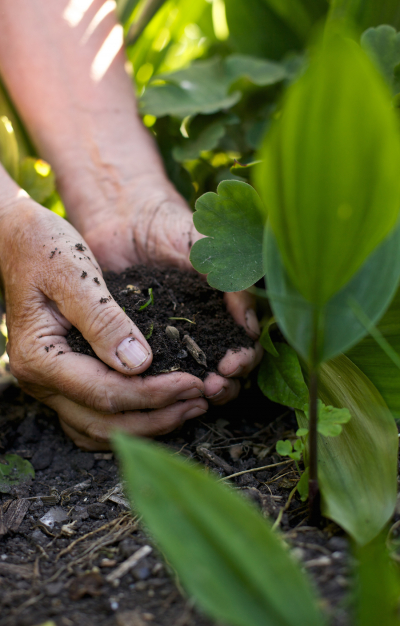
left=40, top=242, right=152, bottom=375
left=224, top=291, right=260, bottom=340
left=17, top=344, right=205, bottom=413
left=218, top=343, right=263, bottom=378
left=204, top=373, right=241, bottom=405
left=54, top=396, right=208, bottom=450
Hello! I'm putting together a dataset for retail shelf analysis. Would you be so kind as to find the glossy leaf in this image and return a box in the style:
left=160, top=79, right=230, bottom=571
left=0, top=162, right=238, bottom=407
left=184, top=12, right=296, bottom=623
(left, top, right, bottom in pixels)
left=18, top=157, right=55, bottom=204
left=140, top=55, right=287, bottom=118
left=256, top=32, right=400, bottom=306
left=0, top=116, right=19, bottom=181
left=361, top=25, right=400, bottom=94
left=114, top=433, right=323, bottom=626
left=258, top=342, right=308, bottom=411
left=264, top=220, right=400, bottom=363
left=190, top=181, right=266, bottom=292
left=297, top=355, right=398, bottom=545
left=0, top=454, right=35, bottom=493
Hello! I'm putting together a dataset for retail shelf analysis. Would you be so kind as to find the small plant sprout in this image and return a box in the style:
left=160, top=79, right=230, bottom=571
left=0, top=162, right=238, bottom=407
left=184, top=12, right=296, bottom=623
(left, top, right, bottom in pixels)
left=139, top=287, right=154, bottom=310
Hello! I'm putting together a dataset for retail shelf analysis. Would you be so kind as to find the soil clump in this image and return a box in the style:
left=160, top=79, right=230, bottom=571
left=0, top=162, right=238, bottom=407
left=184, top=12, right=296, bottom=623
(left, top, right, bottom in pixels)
left=66, top=266, right=254, bottom=379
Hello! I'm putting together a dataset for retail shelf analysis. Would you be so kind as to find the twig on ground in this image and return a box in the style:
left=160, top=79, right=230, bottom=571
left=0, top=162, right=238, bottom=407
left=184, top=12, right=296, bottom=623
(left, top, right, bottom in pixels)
left=219, top=459, right=292, bottom=482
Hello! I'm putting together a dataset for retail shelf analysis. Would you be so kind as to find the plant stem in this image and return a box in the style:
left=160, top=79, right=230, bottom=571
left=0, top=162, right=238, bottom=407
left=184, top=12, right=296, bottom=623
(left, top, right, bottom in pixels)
left=308, top=307, right=321, bottom=526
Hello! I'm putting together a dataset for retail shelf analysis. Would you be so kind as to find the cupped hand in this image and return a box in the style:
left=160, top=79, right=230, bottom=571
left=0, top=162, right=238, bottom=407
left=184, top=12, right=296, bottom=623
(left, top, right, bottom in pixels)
left=0, top=199, right=228, bottom=450
left=78, top=175, right=263, bottom=400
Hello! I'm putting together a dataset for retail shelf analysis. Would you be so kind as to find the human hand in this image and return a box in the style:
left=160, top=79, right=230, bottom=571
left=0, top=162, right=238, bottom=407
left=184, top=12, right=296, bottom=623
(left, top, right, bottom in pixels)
left=0, top=199, right=217, bottom=449
left=76, top=175, right=263, bottom=404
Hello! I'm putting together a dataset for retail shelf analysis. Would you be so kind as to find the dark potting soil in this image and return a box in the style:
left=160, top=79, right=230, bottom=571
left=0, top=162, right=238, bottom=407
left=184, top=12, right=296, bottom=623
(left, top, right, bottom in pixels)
left=66, top=266, right=254, bottom=379
left=0, top=380, right=353, bottom=626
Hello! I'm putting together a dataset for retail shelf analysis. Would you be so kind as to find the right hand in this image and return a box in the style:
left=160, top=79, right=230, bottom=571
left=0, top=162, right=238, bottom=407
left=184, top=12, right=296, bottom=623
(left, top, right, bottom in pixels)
left=0, top=199, right=216, bottom=450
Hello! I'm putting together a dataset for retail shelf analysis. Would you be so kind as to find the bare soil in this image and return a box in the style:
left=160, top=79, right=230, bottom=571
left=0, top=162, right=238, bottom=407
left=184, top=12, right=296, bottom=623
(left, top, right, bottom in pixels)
left=0, top=378, right=354, bottom=626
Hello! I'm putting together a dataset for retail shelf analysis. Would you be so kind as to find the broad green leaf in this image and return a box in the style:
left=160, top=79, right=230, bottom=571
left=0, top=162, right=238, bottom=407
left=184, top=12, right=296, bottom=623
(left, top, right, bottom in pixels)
left=264, top=219, right=400, bottom=363
left=328, top=0, right=400, bottom=31
left=0, top=454, right=35, bottom=493
left=258, top=342, right=309, bottom=410
left=297, top=355, right=398, bottom=545
left=114, top=433, right=323, bottom=626
left=224, top=54, right=287, bottom=86
left=0, top=116, right=19, bottom=181
left=190, top=181, right=266, bottom=292
left=361, top=25, right=400, bottom=94
left=346, top=285, right=400, bottom=419
left=353, top=527, right=400, bottom=626
left=140, top=55, right=287, bottom=118
left=256, top=32, right=400, bottom=306
left=259, top=317, right=279, bottom=357
left=225, top=0, right=302, bottom=60
left=0, top=330, right=5, bottom=358
left=18, top=157, right=55, bottom=204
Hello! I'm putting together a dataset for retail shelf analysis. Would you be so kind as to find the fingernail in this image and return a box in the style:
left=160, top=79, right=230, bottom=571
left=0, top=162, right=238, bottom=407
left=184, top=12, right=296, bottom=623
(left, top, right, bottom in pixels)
left=176, top=388, right=203, bottom=400
left=225, top=365, right=243, bottom=378
left=205, top=387, right=227, bottom=400
left=182, top=407, right=207, bottom=421
left=245, top=309, right=260, bottom=337
left=117, top=337, right=149, bottom=369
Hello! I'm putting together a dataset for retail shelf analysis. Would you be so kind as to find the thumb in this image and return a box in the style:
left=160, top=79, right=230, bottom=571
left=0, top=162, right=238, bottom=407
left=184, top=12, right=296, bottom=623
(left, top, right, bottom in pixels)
left=46, top=263, right=152, bottom=375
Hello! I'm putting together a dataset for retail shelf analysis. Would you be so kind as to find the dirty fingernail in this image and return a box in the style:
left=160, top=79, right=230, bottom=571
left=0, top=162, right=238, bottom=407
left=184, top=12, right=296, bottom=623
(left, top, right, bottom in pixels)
left=245, top=309, right=260, bottom=338
left=176, top=388, right=203, bottom=400
left=117, top=337, right=149, bottom=368
left=225, top=365, right=243, bottom=378
left=182, top=407, right=207, bottom=421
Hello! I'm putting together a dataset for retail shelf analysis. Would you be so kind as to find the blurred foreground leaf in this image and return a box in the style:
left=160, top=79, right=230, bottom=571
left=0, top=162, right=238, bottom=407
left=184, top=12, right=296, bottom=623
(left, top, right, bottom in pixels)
left=264, top=220, right=400, bottom=363
left=361, top=25, right=400, bottom=94
left=114, top=433, right=323, bottom=626
left=297, top=355, right=398, bottom=545
left=256, top=32, right=400, bottom=306
left=190, top=181, right=265, bottom=291
left=353, top=527, right=400, bottom=626
left=0, top=454, right=35, bottom=493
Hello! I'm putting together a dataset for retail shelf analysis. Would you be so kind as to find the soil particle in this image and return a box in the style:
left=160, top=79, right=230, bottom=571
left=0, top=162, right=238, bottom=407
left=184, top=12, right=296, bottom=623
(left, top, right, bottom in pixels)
left=67, top=266, right=253, bottom=380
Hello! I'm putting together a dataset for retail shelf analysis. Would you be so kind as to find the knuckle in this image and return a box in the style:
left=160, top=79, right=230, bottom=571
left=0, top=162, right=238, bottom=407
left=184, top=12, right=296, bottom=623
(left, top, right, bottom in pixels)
left=85, top=382, right=119, bottom=414
left=85, top=421, right=110, bottom=443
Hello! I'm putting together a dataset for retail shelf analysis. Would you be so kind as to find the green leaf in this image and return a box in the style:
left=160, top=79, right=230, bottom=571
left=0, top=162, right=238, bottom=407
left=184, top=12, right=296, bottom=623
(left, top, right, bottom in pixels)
left=264, top=219, right=400, bottom=363
left=297, top=355, right=398, bottom=545
left=353, top=527, right=400, bottom=626
left=258, top=342, right=309, bottom=411
left=361, top=25, right=400, bottom=94
left=190, top=181, right=266, bottom=292
left=346, top=285, right=400, bottom=419
left=303, top=400, right=352, bottom=437
left=0, top=454, right=35, bottom=493
left=172, top=114, right=237, bottom=162
left=230, top=159, right=263, bottom=180
left=276, top=439, right=293, bottom=456
left=256, top=32, right=400, bottom=306
left=296, top=428, right=309, bottom=437
left=0, top=116, right=19, bottom=180
left=0, top=330, right=5, bottom=358
left=140, top=55, right=287, bottom=118
left=114, top=433, right=323, bottom=626
left=297, top=467, right=309, bottom=501
left=259, top=317, right=279, bottom=357
left=18, top=157, right=55, bottom=204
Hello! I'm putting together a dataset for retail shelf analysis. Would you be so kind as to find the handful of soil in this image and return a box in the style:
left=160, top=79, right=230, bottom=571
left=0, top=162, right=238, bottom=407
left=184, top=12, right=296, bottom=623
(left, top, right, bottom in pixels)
left=67, top=266, right=254, bottom=379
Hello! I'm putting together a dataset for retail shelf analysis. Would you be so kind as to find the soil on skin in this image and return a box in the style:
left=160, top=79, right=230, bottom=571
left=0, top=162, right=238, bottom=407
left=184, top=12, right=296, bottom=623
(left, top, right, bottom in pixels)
left=66, top=266, right=254, bottom=379
left=0, top=378, right=355, bottom=626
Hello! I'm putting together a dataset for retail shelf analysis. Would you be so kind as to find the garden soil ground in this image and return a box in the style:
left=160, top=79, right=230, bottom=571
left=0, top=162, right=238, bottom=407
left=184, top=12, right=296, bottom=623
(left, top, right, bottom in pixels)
left=0, top=269, right=386, bottom=626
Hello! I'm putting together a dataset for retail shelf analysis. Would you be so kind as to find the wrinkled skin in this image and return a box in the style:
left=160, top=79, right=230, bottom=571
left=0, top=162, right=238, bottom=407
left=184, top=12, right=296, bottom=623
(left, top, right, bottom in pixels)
left=0, top=0, right=262, bottom=450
